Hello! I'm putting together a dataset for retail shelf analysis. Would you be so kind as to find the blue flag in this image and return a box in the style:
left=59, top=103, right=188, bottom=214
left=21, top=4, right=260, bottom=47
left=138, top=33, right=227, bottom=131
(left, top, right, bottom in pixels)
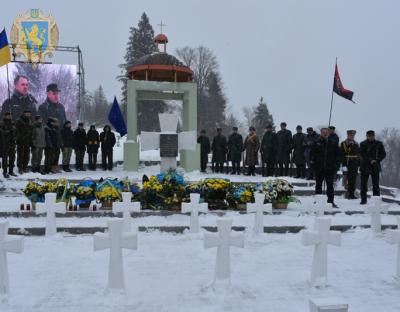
left=108, top=97, right=127, bottom=137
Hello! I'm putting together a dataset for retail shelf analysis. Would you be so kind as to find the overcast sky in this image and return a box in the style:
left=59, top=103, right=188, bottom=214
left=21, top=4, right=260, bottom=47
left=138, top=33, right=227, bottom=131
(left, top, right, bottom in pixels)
left=2, top=0, right=400, bottom=138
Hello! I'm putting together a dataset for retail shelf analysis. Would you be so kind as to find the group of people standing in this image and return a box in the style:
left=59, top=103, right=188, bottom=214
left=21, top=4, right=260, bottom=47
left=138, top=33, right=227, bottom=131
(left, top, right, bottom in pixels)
left=197, top=122, right=386, bottom=206
left=0, top=75, right=117, bottom=177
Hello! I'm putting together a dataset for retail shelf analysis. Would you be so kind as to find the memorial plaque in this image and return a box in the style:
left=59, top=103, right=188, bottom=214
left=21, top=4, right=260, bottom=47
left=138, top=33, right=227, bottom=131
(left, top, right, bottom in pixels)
left=160, top=134, right=178, bottom=157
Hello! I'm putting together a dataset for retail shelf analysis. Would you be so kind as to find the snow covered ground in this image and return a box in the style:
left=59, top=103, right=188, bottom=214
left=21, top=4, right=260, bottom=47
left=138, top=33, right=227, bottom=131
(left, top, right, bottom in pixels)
left=1, top=229, right=400, bottom=312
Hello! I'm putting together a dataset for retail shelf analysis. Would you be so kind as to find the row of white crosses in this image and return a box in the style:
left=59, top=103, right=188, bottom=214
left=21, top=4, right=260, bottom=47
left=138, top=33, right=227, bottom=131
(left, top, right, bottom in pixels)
left=3, top=192, right=400, bottom=295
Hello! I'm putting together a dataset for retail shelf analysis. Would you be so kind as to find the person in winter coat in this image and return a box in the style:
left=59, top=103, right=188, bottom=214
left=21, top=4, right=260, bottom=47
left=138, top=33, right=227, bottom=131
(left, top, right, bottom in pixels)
left=328, top=126, right=339, bottom=145
left=31, top=115, right=46, bottom=173
left=359, top=130, right=386, bottom=204
left=260, top=125, right=277, bottom=177
left=276, top=122, right=293, bottom=176
left=292, top=125, right=306, bottom=179
left=100, top=125, right=116, bottom=170
left=86, top=125, right=100, bottom=170
left=44, top=118, right=62, bottom=174
left=16, top=110, right=33, bottom=174
left=73, top=122, right=87, bottom=171
left=227, top=126, right=243, bottom=174
left=310, top=127, right=342, bottom=207
left=303, top=127, right=319, bottom=180
left=61, top=121, right=74, bottom=172
left=211, top=128, right=227, bottom=173
left=197, top=129, right=211, bottom=173
left=243, top=126, right=260, bottom=176
left=0, top=112, right=16, bottom=178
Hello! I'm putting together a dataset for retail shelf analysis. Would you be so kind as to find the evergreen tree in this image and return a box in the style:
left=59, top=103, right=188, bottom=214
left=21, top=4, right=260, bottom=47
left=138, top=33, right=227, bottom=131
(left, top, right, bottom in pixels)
left=223, top=112, right=241, bottom=134
left=199, top=71, right=227, bottom=133
left=118, top=12, right=167, bottom=131
left=252, top=97, right=274, bottom=135
left=92, top=85, right=110, bottom=126
left=81, top=88, right=94, bottom=125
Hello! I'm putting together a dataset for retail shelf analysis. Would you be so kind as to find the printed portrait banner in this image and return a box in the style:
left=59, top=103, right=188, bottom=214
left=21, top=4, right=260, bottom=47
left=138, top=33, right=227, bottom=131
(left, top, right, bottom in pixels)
left=0, top=63, right=77, bottom=122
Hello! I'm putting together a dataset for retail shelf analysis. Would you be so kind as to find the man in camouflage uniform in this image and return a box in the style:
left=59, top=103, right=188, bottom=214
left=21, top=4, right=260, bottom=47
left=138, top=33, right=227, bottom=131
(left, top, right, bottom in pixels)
left=16, top=110, right=33, bottom=174
left=340, top=130, right=360, bottom=199
left=31, top=115, right=46, bottom=174
left=0, top=112, right=17, bottom=178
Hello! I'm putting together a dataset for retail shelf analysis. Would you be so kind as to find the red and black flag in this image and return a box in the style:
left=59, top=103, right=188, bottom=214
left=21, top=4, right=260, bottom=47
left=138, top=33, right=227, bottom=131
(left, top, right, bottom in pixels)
left=333, top=64, right=355, bottom=103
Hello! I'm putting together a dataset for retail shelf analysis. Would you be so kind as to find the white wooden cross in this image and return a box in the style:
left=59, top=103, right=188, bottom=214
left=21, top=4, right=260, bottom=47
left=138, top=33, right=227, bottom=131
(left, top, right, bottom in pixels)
left=386, top=216, right=400, bottom=279
left=204, top=218, right=244, bottom=281
left=310, top=195, right=333, bottom=217
left=93, top=219, right=138, bottom=289
left=140, top=113, right=197, bottom=172
left=246, top=193, right=272, bottom=235
left=181, top=193, right=208, bottom=233
left=0, top=221, right=24, bottom=294
left=36, top=193, right=66, bottom=236
left=113, top=192, right=141, bottom=232
left=301, top=218, right=341, bottom=285
left=366, top=196, right=388, bottom=234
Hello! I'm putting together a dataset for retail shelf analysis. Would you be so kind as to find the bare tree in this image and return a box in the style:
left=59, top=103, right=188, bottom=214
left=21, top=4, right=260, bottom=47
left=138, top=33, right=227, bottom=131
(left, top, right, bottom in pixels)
left=379, top=127, right=400, bottom=188
left=176, top=46, right=218, bottom=93
left=243, top=106, right=256, bottom=128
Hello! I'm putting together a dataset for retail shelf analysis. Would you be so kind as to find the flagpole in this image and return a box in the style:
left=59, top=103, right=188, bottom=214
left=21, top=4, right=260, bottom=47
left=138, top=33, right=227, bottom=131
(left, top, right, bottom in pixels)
left=5, top=63, right=10, bottom=102
left=328, top=57, right=337, bottom=127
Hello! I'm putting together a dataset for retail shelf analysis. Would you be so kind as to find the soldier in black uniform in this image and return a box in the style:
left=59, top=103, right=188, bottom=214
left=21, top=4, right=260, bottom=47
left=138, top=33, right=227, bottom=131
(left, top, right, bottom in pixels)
left=73, top=122, right=87, bottom=171
left=211, top=128, right=227, bottom=173
left=0, top=112, right=16, bottom=178
left=1, top=75, right=37, bottom=121
left=15, top=110, right=33, bottom=174
left=292, top=125, right=306, bottom=179
left=260, top=125, right=277, bottom=177
left=197, top=130, right=211, bottom=173
left=328, top=126, right=339, bottom=145
left=359, top=130, right=386, bottom=205
left=276, top=122, right=293, bottom=176
left=227, top=127, right=243, bottom=174
left=38, top=84, right=67, bottom=125
left=304, top=127, right=319, bottom=180
left=340, top=130, right=360, bottom=199
left=310, top=127, right=342, bottom=207
left=87, top=125, right=100, bottom=170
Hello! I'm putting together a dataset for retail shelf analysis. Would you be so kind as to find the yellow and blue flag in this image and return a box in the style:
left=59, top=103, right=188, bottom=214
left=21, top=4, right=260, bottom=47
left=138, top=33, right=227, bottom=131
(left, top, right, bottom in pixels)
left=0, top=28, right=11, bottom=67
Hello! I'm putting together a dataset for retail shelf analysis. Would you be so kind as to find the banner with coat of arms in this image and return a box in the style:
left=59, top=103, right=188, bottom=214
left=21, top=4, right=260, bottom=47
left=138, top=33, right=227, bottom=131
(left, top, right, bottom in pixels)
left=10, top=9, right=59, bottom=63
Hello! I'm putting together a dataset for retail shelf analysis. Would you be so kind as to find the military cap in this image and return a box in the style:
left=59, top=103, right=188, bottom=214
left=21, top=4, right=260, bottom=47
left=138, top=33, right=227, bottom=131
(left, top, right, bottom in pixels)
left=46, top=83, right=61, bottom=92
left=366, top=130, right=375, bottom=136
left=306, top=127, right=313, bottom=132
left=347, top=130, right=356, bottom=135
left=232, top=126, right=238, bottom=131
left=329, top=126, right=336, bottom=130
left=249, top=126, right=256, bottom=131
